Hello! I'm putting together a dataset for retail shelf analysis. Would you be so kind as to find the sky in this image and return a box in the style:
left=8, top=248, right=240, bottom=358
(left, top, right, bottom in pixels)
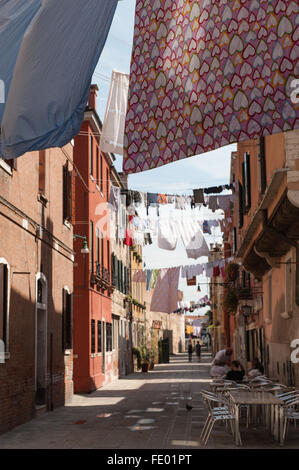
left=93, top=0, right=236, bottom=311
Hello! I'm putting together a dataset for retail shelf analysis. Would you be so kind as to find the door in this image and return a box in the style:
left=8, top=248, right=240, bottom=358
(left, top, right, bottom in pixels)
left=36, top=308, right=47, bottom=406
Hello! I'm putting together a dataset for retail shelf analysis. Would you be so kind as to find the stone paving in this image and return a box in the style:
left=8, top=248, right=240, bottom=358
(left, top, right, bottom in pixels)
left=0, top=352, right=298, bottom=449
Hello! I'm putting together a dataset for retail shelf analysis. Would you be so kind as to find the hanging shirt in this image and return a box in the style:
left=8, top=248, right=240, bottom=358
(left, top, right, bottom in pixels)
left=109, top=184, right=121, bottom=212
left=146, top=270, right=153, bottom=291
left=193, top=189, right=205, bottom=204
left=124, top=228, right=133, bottom=246
left=150, top=267, right=180, bottom=314
left=157, top=219, right=178, bottom=251
left=100, top=70, right=129, bottom=154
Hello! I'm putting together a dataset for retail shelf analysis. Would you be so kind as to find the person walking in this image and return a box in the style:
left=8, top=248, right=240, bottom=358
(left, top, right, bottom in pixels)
left=188, top=342, right=193, bottom=362
left=195, top=341, right=201, bottom=362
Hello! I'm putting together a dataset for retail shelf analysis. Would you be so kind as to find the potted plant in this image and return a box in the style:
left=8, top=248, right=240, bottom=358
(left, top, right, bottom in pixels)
left=132, top=347, right=141, bottom=371
left=223, top=287, right=239, bottom=314
left=140, top=345, right=150, bottom=372
left=225, top=262, right=239, bottom=282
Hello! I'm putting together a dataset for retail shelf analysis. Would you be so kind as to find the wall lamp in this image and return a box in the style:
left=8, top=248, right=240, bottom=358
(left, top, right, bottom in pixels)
left=73, top=234, right=89, bottom=254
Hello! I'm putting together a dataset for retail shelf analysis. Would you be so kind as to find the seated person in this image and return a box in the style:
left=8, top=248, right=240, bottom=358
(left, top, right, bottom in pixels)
left=225, top=360, right=245, bottom=382
left=248, top=358, right=264, bottom=377
left=210, top=364, right=227, bottom=378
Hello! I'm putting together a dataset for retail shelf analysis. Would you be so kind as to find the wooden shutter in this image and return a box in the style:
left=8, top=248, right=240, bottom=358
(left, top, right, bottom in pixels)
left=91, top=319, right=95, bottom=354
left=38, top=150, right=46, bottom=195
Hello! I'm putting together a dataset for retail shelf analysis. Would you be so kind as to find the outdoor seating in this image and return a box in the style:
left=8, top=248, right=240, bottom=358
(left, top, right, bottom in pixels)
left=200, top=391, right=241, bottom=446
left=282, top=398, right=299, bottom=444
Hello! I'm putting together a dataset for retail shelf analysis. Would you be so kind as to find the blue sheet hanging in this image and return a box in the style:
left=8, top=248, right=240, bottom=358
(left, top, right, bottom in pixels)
left=1, top=0, right=118, bottom=159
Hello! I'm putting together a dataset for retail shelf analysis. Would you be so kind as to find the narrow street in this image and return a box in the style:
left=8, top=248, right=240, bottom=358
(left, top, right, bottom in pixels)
left=0, top=352, right=298, bottom=450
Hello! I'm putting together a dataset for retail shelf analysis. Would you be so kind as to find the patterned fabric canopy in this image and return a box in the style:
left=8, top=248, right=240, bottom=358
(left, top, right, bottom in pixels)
left=123, top=0, right=299, bottom=174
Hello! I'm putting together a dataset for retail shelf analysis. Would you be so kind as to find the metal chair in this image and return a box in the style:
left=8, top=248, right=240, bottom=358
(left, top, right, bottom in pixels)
left=282, top=398, right=299, bottom=444
left=200, top=392, right=242, bottom=446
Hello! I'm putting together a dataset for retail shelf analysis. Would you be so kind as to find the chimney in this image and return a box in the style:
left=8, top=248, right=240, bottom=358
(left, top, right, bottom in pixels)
left=88, top=84, right=99, bottom=111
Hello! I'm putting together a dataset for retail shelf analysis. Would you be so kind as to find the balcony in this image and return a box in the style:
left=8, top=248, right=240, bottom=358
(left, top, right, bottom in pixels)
left=90, top=263, right=114, bottom=294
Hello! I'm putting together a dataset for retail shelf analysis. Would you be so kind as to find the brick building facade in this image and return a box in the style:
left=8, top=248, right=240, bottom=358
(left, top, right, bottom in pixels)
left=0, top=145, right=74, bottom=434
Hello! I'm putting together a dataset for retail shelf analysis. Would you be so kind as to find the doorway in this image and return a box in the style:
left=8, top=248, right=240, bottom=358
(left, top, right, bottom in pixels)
left=35, top=274, right=47, bottom=407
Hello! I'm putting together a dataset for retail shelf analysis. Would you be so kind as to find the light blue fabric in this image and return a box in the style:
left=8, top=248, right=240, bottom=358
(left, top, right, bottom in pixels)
left=1, top=0, right=118, bottom=159
left=0, top=0, right=42, bottom=124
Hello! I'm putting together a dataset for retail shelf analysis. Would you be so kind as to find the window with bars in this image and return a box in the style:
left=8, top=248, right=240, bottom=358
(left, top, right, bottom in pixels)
left=106, top=323, right=112, bottom=352
left=91, top=319, right=95, bottom=354
left=63, top=161, right=72, bottom=222
left=0, top=262, right=8, bottom=349
left=97, top=320, right=102, bottom=353
left=62, top=288, right=72, bottom=350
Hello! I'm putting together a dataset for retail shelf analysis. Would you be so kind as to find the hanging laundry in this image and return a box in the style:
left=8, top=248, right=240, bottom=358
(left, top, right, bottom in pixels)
left=109, top=184, right=121, bottom=212
left=144, top=233, right=152, bottom=245
left=124, top=228, right=133, bottom=246
left=167, top=195, right=175, bottom=204
left=123, top=0, right=298, bottom=175
left=213, top=266, right=220, bottom=277
left=0, top=0, right=42, bottom=125
left=177, top=219, right=209, bottom=260
left=150, top=269, right=160, bottom=289
left=150, top=267, right=180, bottom=313
left=146, top=270, right=153, bottom=291
left=133, top=269, right=146, bottom=283
left=1, top=0, right=118, bottom=158
left=133, top=231, right=144, bottom=246
left=208, top=196, right=219, bottom=212
left=100, top=70, right=129, bottom=154
left=202, top=220, right=211, bottom=235
left=158, top=194, right=167, bottom=204
left=204, top=186, right=223, bottom=194
left=175, top=196, right=186, bottom=210
left=193, top=189, right=205, bottom=205
left=157, top=219, right=178, bottom=251
left=217, top=195, right=231, bottom=212
left=186, top=276, right=196, bottom=286
left=147, top=193, right=159, bottom=215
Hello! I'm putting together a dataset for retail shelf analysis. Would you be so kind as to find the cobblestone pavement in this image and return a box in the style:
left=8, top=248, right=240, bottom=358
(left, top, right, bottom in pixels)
left=0, top=352, right=298, bottom=449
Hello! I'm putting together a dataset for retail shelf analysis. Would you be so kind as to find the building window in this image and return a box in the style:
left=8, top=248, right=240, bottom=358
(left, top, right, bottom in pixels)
left=258, top=137, right=267, bottom=195
left=0, top=261, right=9, bottom=351
left=242, top=152, right=251, bottom=213
left=233, top=227, right=237, bottom=254
left=107, top=240, right=110, bottom=274
left=106, top=168, right=109, bottom=200
left=90, top=135, right=93, bottom=176
left=38, top=150, right=46, bottom=195
left=268, top=274, right=272, bottom=321
left=101, top=233, right=104, bottom=267
left=238, top=182, right=244, bottom=228
left=62, top=288, right=72, bottom=350
left=96, top=228, right=100, bottom=267
left=63, top=161, right=72, bottom=222
left=97, top=320, right=102, bottom=353
left=100, top=154, right=103, bottom=193
left=90, top=221, right=94, bottom=274
left=91, top=319, right=95, bottom=354
left=106, top=323, right=112, bottom=352
left=96, top=147, right=99, bottom=186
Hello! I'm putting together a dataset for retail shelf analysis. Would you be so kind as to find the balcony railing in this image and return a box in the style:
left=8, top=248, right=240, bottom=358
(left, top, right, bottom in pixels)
left=90, top=263, right=113, bottom=293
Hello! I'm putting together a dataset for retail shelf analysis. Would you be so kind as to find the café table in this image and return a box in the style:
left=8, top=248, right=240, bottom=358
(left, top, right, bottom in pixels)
left=228, top=390, right=284, bottom=446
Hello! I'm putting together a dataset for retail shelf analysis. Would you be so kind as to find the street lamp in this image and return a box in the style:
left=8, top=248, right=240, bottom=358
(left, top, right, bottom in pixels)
left=73, top=234, right=89, bottom=254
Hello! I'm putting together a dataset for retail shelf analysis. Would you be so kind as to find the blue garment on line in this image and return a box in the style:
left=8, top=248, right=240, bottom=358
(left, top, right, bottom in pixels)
left=0, top=0, right=118, bottom=159
left=0, top=0, right=42, bottom=125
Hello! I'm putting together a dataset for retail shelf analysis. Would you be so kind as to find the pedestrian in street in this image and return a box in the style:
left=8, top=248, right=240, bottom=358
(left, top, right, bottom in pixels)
left=188, top=342, right=193, bottom=362
left=195, top=341, right=201, bottom=362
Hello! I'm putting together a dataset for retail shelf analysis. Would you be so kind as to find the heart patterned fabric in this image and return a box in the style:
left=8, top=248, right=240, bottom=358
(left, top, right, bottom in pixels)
left=123, top=0, right=299, bottom=174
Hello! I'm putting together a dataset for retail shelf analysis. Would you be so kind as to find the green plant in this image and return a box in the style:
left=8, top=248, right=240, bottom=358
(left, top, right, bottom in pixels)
left=132, top=347, right=141, bottom=369
left=139, top=344, right=150, bottom=363
left=225, top=262, right=239, bottom=282
left=223, top=287, right=239, bottom=314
